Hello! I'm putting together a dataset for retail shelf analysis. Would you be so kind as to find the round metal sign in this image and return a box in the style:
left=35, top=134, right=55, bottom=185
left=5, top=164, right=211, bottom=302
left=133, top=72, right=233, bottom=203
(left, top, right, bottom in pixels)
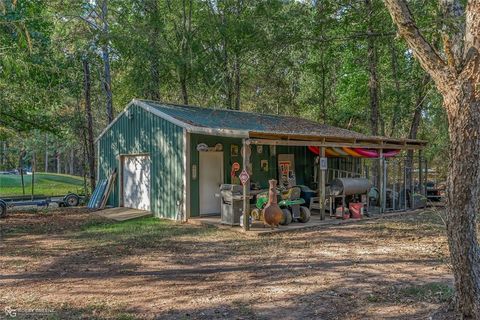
left=232, top=162, right=240, bottom=172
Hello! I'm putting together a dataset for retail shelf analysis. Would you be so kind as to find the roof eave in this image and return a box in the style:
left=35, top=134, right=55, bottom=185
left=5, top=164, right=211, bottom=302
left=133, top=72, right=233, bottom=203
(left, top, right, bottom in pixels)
left=135, top=99, right=250, bottom=138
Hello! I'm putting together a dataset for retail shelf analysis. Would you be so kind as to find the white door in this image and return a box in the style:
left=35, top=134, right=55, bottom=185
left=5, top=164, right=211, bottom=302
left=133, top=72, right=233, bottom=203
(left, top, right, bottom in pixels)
left=199, top=152, right=223, bottom=215
left=123, top=155, right=151, bottom=211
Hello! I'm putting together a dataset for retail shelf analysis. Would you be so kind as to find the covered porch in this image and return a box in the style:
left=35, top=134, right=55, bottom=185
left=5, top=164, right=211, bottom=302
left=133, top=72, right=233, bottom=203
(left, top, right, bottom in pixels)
left=237, top=131, right=427, bottom=231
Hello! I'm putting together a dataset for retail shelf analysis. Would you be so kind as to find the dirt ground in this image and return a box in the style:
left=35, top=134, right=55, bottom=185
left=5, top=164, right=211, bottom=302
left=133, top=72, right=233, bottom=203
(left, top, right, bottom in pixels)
left=0, top=208, right=455, bottom=319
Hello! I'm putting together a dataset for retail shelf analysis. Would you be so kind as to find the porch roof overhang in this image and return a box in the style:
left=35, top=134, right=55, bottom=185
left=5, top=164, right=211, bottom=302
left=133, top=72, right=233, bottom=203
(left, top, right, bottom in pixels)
left=246, top=132, right=426, bottom=150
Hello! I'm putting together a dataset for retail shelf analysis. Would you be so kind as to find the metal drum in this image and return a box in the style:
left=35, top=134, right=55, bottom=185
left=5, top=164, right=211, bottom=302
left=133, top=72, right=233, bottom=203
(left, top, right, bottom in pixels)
left=330, top=178, right=371, bottom=196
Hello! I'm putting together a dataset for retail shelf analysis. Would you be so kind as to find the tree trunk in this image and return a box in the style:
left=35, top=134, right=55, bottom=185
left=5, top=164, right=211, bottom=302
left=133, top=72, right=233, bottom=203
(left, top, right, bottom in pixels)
left=102, top=45, right=113, bottom=122
left=44, top=134, right=48, bottom=173
left=384, top=0, right=480, bottom=316
left=83, top=59, right=96, bottom=192
left=405, top=74, right=429, bottom=196
left=150, top=61, right=161, bottom=101
left=147, top=0, right=161, bottom=101
left=233, top=55, right=241, bottom=110
left=223, top=40, right=234, bottom=109
left=101, top=0, right=113, bottom=123
left=389, top=40, right=402, bottom=136
left=18, top=148, right=25, bottom=172
left=365, top=0, right=380, bottom=136
left=180, top=77, right=189, bottom=105
left=315, top=1, right=328, bottom=124
left=365, top=0, right=382, bottom=191
left=179, top=0, right=191, bottom=105
left=320, top=48, right=327, bottom=124
left=56, top=152, right=61, bottom=174
left=18, top=148, right=26, bottom=195
left=1, top=141, right=6, bottom=167
left=444, top=87, right=480, bottom=318
left=69, top=149, right=74, bottom=175
left=31, top=151, right=36, bottom=173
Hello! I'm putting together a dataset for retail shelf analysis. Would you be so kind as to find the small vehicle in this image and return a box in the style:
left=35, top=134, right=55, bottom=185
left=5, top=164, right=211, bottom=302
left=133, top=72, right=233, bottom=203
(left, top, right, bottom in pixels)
left=251, top=186, right=311, bottom=225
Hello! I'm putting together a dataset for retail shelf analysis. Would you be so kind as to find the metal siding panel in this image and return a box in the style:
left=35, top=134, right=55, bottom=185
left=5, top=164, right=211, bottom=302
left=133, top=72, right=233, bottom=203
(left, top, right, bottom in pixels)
left=184, top=131, right=190, bottom=219
left=148, top=112, right=155, bottom=216
left=162, top=116, right=167, bottom=217
left=159, top=114, right=165, bottom=218
left=161, top=117, right=165, bottom=216
left=175, top=125, right=179, bottom=218
left=97, top=103, right=185, bottom=219
left=173, top=123, right=178, bottom=219
left=167, top=121, right=173, bottom=217
left=159, top=117, right=165, bottom=217
left=171, top=123, right=176, bottom=218
left=153, top=115, right=157, bottom=216
left=168, top=122, right=172, bottom=217
left=159, top=116, right=164, bottom=217
left=174, top=124, right=181, bottom=219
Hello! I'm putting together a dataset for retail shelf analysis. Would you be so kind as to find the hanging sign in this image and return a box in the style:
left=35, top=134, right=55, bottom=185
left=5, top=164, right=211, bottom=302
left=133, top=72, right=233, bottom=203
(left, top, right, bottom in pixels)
left=192, top=164, right=197, bottom=180
left=279, top=161, right=291, bottom=175
left=196, top=143, right=209, bottom=152
left=239, top=169, right=250, bottom=186
left=197, top=143, right=223, bottom=152
left=232, top=162, right=240, bottom=172
left=320, top=157, right=328, bottom=170
left=231, top=162, right=240, bottom=177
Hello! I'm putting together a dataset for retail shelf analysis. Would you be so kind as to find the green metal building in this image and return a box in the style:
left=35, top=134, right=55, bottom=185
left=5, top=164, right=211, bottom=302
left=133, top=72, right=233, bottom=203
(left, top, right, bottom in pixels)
left=96, top=99, right=425, bottom=221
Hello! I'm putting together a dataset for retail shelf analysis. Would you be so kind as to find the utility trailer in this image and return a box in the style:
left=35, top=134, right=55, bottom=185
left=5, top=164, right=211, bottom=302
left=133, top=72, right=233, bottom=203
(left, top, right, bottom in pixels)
left=0, top=193, right=81, bottom=218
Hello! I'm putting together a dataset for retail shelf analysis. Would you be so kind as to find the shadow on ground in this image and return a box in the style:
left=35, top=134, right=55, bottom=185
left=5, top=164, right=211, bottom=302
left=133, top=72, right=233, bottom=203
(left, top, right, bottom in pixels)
left=0, top=209, right=454, bottom=319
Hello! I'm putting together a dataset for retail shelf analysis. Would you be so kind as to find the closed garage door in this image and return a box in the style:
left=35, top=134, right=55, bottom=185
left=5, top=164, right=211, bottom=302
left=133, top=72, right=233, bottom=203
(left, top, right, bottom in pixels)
left=123, top=155, right=151, bottom=211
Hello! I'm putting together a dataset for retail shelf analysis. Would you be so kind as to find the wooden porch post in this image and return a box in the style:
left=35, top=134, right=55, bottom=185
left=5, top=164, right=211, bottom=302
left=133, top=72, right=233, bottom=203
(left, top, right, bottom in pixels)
left=418, top=149, right=423, bottom=197
left=379, top=149, right=386, bottom=213
left=320, top=147, right=326, bottom=220
left=424, top=156, right=428, bottom=196
left=409, top=150, right=415, bottom=210
left=242, top=139, right=250, bottom=231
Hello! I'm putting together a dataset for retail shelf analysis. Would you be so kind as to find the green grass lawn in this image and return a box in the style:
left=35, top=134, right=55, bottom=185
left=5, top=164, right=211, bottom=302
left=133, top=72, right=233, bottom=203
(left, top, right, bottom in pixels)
left=0, top=172, right=84, bottom=197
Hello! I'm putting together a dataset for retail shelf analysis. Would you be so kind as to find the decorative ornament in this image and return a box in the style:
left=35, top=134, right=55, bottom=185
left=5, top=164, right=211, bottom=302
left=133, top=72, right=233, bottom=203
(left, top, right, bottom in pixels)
left=241, top=145, right=251, bottom=159
left=263, top=179, right=283, bottom=229
left=196, top=143, right=209, bottom=152
left=239, top=169, right=250, bottom=185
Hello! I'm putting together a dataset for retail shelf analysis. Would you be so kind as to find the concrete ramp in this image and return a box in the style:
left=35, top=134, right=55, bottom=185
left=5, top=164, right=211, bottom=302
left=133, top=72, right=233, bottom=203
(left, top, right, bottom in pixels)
left=95, top=207, right=151, bottom=221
